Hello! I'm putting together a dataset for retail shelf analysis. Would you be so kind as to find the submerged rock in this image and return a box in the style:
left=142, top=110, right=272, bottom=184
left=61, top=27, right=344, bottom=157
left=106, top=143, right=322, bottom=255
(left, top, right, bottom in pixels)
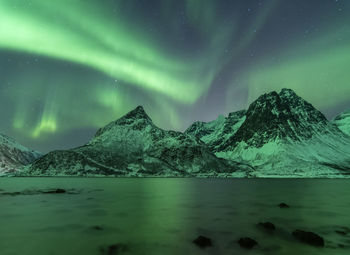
left=335, top=230, right=347, bottom=236
left=42, top=188, right=66, bottom=194
left=335, top=227, right=350, bottom=236
left=238, top=237, right=258, bottom=249
left=0, top=191, right=23, bottom=196
left=292, top=230, right=325, bottom=247
left=258, top=222, right=276, bottom=231
left=0, top=188, right=71, bottom=196
left=91, top=225, right=103, bottom=231
left=193, top=236, right=212, bottom=248
left=278, top=203, right=290, bottom=208
left=99, top=243, right=128, bottom=255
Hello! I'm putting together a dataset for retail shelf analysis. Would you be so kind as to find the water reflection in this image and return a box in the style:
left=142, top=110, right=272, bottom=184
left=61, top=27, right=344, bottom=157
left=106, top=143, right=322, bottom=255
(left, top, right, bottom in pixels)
left=0, top=178, right=349, bottom=255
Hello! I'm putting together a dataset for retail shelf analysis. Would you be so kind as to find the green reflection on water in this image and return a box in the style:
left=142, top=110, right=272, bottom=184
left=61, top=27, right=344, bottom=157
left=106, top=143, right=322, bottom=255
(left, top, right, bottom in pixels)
left=0, top=178, right=349, bottom=255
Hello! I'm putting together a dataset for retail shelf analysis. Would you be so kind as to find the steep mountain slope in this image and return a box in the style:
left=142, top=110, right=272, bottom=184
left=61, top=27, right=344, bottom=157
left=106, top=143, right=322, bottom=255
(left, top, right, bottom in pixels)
left=187, top=89, right=350, bottom=177
left=333, top=110, right=350, bottom=136
left=0, top=134, right=41, bottom=176
left=25, top=106, right=243, bottom=177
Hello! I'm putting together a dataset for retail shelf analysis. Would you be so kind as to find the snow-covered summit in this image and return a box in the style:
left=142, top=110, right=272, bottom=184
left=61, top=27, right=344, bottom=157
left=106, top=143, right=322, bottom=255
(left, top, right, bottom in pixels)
left=95, top=106, right=152, bottom=137
left=232, top=89, right=331, bottom=148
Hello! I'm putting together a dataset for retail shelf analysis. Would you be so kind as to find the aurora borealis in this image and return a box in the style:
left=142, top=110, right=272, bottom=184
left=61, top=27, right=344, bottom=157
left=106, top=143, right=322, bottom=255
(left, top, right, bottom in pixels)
left=0, top=0, right=349, bottom=152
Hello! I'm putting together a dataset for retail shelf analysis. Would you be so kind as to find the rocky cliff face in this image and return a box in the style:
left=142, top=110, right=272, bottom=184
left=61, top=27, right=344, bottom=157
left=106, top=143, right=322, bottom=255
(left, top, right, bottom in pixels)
left=0, top=134, right=41, bottom=175
left=26, top=106, right=242, bottom=177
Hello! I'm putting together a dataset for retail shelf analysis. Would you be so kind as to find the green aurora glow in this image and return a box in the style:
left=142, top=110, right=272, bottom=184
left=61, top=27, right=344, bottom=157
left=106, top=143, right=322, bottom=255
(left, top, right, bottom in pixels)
left=245, top=25, right=350, bottom=109
left=0, top=0, right=349, bottom=152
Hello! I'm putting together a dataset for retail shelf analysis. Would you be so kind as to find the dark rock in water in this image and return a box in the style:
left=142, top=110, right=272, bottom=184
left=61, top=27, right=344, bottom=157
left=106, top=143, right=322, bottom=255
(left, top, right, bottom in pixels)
left=238, top=237, right=258, bottom=249
left=0, top=188, right=73, bottom=196
left=1, top=191, right=22, bottom=196
left=92, top=225, right=103, bottom=231
left=343, top=227, right=350, bottom=232
left=334, top=227, right=350, bottom=236
left=43, top=188, right=66, bottom=194
left=193, top=236, right=212, bottom=248
left=99, top=244, right=128, bottom=255
left=335, top=230, right=347, bottom=236
left=279, top=203, right=290, bottom=208
left=292, top=230, right=325, bottom=247
left=258, top=222, right=276, bottom=231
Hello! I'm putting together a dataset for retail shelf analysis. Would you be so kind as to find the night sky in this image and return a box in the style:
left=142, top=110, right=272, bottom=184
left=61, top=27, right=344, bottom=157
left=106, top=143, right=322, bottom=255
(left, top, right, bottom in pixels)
left=0, top=0, right=349, bottom=153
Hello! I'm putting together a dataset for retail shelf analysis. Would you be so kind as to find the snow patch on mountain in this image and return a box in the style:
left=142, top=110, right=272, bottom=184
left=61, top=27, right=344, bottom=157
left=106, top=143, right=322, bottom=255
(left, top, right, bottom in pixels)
left=333, top=110, right=350, bottom=136
left=185, top=110, right=246, bottom=152
left=217, top=134, right=350, bottom=178
left=0, top=134, right=41, bottom=175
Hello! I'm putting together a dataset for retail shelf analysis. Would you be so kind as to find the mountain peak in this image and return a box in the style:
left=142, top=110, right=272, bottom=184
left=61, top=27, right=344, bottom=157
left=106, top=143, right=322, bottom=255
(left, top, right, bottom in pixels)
left=279, top=88, right=297, bottom=97
left=123, top=105, right=151, bottom=121
left=134, top=105, right=146, bottom=114
left=94, top=106, right=152, bottom=138
left=253, top=88, right=298, bottom=105
left=222, top=88, right=331, bottom=148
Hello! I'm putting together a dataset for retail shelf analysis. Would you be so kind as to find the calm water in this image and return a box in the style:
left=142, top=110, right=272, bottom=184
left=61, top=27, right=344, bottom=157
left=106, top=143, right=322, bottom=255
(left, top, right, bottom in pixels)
left=0, top=178, right=350, bottom=255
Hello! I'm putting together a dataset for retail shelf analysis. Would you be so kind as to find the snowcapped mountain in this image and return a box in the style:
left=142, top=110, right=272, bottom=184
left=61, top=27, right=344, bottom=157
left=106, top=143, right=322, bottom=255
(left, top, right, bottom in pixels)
left=19, top=89, right=350, bottom=178
left=185, top=110, right=246, bottom=152
left=25, top=106, right=243, bottom=177
left=333, top=110, right=350, bottom=136
left=187, top=89, right=350, bottom=177
left=0, top=134, right=41, bottom=176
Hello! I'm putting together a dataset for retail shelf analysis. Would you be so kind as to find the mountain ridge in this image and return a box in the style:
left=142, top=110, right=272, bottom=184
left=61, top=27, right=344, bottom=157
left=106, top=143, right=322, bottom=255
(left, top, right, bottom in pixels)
left=3, top=88, right=350, bottom=178
left=24, top=105, right=244, bottom=177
